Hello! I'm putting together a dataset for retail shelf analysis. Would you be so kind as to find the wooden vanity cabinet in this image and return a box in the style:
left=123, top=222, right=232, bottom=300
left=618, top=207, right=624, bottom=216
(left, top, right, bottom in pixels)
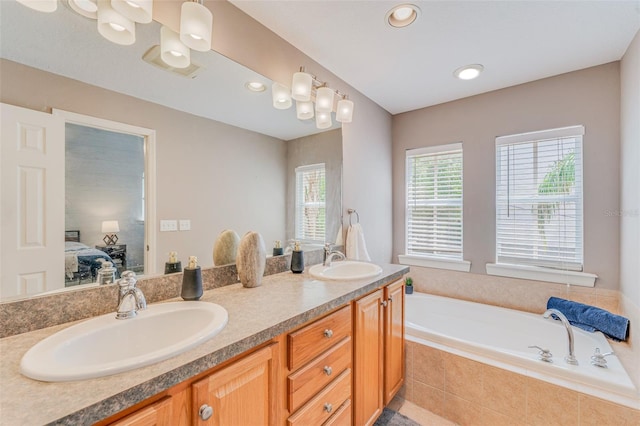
left=353, top=278, right=405, bottom=426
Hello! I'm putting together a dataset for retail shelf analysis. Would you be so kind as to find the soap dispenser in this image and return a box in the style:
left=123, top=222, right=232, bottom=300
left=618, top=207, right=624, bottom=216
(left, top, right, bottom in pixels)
left=291, top=241, right=304, bottom=274
left=181, top=256, right=203, bottom=300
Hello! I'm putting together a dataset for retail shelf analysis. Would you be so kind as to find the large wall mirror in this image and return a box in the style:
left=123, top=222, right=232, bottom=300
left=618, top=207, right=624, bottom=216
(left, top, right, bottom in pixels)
left=0, top=1, right=342, bottom=301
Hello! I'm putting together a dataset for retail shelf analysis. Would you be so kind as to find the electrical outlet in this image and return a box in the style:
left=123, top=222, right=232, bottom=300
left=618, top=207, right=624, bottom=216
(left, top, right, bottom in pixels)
left=179, top=219, right=191, bottom=231
left=160, top=220, right=178, bottom=232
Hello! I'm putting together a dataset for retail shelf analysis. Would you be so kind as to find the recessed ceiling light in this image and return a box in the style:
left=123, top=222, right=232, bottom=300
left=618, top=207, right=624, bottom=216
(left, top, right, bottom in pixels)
left=245, top=82, right=266, bottom=92
left=386, top=4, right=421, bottom=28
left=453, top=64, right=484, bottom=80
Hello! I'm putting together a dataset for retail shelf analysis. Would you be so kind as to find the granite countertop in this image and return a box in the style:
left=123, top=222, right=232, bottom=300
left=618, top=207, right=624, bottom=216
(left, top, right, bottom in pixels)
left=0, top=264, right=407, bottom=425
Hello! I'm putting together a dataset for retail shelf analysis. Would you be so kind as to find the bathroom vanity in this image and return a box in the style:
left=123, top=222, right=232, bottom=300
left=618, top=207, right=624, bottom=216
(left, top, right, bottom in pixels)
left=0, top=264, right=407, bottom=425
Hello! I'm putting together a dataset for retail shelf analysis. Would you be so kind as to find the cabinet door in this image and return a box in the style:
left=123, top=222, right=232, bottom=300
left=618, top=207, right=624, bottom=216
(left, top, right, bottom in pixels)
left=109, top=396, right=173, bottom=426
left=192, top=343, right=279, bottom=426
left=384, top=279, right=405, bottom=405
left=353, top=289, right=384, bottom=426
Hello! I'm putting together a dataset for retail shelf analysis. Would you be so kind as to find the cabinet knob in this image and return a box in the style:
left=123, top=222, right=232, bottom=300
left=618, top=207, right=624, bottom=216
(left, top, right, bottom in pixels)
left=381, top=300, right=388, bottom=307
left=388, top=295, right=393, bottom=302
left=324, top=403, right=333, bottom=413
left=199, top=404, right=214, bottom=421
left=323, top=329, right=333, bottom=338
left=323, top=366, right=333, bottom=376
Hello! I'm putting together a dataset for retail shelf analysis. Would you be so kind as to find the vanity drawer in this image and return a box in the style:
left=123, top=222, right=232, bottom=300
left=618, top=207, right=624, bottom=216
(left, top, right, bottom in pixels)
left=288, top=305, right=352, bottom=371
left=323, top=399, right=351, bottom=426
left=288, top=336, right=351, bottom=412
left=287, top=369, right=351, bottom=426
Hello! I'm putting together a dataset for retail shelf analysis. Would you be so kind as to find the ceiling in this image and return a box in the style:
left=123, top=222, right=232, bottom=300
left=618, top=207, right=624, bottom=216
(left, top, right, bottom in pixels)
left=231, top=0, right=640, bottom=114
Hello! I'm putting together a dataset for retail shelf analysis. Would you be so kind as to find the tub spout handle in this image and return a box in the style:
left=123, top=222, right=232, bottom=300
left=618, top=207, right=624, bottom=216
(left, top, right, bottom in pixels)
left=528, top=345, right=553, bottom=363
left=590, top=347, right=615, bottom=368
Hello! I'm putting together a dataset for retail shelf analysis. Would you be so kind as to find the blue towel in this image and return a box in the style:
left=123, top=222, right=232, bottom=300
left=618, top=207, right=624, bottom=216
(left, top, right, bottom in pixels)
left=547, top=297, right=629, bottom=341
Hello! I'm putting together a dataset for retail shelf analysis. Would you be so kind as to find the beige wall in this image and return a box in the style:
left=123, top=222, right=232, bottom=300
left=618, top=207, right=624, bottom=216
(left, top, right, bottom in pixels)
left=392, top=63, right=621, bottom=290
left=153, top=1, right=395, bottom=263
left=620, top=30, right=640, bottom=309
left=0, top=59, right=287, bottom=272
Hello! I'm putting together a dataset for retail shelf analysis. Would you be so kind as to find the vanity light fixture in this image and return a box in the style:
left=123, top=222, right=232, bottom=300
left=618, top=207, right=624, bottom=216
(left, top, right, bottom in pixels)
left=97, top=0, right=136, bottom=45
left=454, top=64, right=484, bottom=80
left=16, top=0, right=58, bottom=13
left=315, top=109, right=332, bottom=130
left=296, top=101, right=314, bottom=120
left=336, top=94, right=354, bottom=123
left=67, top=0, right=98, bottom=19
left=291, top=68, right=313, bottom=102
left=180, top=0, right=213, bottom=52
left=386, top=4, right=420, bottom=28
left=245, top=82, right=266, bottom=92
left=315, top=85, right=334, bottom=113
left=272, top=66, right=355, bottom=128
left=160, top=26, right=190, bottom=69
left=111, top=0, right=153, bottom=24
left=271, top=82, right=292, bottom=110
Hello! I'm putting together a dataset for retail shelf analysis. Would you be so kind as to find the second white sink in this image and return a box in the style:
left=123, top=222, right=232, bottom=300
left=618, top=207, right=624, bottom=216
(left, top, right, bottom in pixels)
left=20, top=301, right=228, bottom=382
left=309, top=261, right=383, bottom=281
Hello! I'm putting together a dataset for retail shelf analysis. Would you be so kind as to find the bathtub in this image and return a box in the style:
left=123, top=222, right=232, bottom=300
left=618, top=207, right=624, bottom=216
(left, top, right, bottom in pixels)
left=405, top=292, right=638, bottom=408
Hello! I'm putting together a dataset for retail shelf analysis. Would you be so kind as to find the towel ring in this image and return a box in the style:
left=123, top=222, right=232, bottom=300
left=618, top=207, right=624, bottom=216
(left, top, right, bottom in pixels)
left=347, top=209, right=360, bottom=226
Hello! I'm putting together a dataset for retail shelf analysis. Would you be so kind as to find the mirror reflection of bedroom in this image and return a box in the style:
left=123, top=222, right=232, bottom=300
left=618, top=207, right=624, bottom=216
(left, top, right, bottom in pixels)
left=64, top=123, right=145, bottom=287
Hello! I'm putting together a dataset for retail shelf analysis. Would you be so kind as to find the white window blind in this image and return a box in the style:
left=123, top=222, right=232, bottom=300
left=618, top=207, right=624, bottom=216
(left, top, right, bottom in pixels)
left=495, top=125, right=584, bottom=271
left=406, top=143, right=463, bottom=260
left=295, top=163, right=326, bottom=243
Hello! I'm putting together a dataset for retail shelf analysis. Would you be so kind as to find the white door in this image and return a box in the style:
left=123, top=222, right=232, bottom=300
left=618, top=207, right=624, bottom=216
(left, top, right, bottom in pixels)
left=1, top=103, right=64, bottom=299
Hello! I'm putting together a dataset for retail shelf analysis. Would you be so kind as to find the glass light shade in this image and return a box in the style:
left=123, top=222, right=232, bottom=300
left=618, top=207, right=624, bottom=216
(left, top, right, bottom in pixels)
left=111, top=0, right=153, bottom=24
left=161, top=26, right=190, bottom=69
left=180, top=1, right=213, bottom=52
left=315, top=86, right=334, bottom=113
left=336, top=99, right=354, bottom=123
left=296, top=101, right=314, bottom=120
left=291, top=72, right=312, bottom=102
left=315, top=110, right=332, bottom=129
left=272, top=83, right=292, bottom=110
left=97, top=0, right=136, bottom=46
left=101, top=220, right=120, bottom=233
left=68, top=0, right=98, bottom=19
left=16, top=0, right=57, bottom=13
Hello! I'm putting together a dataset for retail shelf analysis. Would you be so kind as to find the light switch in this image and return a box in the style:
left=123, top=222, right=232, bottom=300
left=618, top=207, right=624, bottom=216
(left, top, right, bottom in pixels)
left=179, top=219, right=191, bottom=231
left=160, top=220, right=178, bottom=232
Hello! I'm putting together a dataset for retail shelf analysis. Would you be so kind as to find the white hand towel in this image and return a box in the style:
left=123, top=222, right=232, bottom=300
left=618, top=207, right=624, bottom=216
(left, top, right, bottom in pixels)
left=346, top=223, right=371, bottom=261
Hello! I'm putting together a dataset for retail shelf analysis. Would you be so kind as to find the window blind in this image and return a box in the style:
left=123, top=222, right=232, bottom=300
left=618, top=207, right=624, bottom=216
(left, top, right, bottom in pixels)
left=495, top=125, right=584, bottom=271
left=295, top=163, right=326, bottom=243
left=406, top=143, right=463, bottom=259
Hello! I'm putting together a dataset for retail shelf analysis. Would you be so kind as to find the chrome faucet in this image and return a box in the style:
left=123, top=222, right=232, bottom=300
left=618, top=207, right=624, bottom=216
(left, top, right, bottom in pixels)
left=543, top=308, right=578, bottom=365
left=116, top=271, right=146, bottom=320
left=323, top=243, right=346, bottom=267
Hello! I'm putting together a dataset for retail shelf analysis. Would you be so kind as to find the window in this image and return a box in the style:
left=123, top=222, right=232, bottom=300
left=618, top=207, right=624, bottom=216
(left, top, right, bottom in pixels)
left=404, top=143, right=463, bottom=261
left=295, top=163, right=326, bottom=243
left=495, top=125, right=584, bottom=271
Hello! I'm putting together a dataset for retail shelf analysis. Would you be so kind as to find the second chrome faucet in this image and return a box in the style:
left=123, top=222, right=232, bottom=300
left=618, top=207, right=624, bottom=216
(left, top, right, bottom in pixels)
left=543, top=308, right=578, bottom=365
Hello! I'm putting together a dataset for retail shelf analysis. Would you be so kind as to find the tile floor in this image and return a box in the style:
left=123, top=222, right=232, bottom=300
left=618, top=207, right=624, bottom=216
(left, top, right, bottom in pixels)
left=387, top=395, right=456, bottom=426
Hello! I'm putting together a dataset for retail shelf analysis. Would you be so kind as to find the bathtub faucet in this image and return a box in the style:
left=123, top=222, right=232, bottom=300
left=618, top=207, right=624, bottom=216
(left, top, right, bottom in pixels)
left=543, top=308, right=578, bottom=365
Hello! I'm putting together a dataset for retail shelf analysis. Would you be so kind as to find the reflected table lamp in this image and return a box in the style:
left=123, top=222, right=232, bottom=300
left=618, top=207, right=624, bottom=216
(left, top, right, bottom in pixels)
left=102, top=220, right=120, bottom=245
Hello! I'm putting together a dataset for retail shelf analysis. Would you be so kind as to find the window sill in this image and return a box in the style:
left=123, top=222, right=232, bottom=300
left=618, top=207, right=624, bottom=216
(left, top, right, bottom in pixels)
left=398, top=255, right=471, bottom=272
left=485, top=263, right=597, bottom=287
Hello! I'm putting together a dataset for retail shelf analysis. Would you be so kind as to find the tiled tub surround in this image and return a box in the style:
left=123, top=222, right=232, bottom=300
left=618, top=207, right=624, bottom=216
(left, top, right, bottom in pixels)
left=0, top=262, right=407, bottom=425
left=0, top=247, right=325, bottom=338
left=407, top=266, right=640, bottom=390
left=402, top=340, right=640, bottom=425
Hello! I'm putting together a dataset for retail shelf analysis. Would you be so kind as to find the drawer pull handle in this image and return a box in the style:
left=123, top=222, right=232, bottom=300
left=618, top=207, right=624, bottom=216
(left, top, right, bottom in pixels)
left=323, top=329, right=333, bottom=338
left=324, top=403, right=333, bottom=413
left=323, top=366, right=333, bottom=376
left=199, top=404, right=214, bottom=421
left=381, top=300, right=388, bottom=307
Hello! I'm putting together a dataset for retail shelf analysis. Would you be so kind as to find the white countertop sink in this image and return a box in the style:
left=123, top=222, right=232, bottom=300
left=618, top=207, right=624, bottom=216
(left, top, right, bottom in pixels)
left=20, top=301, right=228, bottom=382
left=309, top=261, right=383, bottom=281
